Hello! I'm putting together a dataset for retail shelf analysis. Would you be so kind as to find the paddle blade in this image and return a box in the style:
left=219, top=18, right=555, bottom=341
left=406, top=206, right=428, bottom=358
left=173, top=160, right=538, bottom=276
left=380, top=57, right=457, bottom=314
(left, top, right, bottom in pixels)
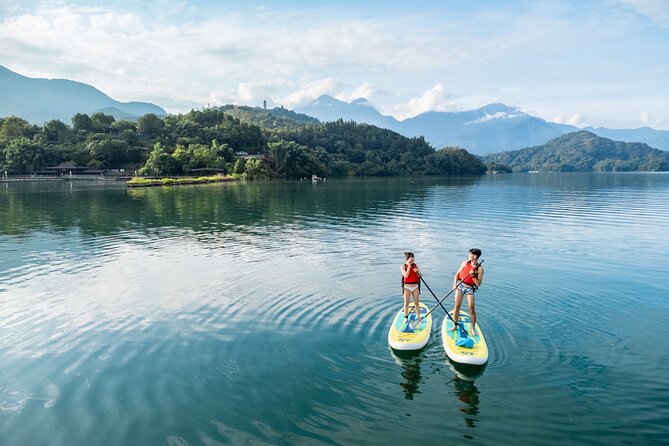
left=455, top=337, right=474, bottom=348
left=455, top=324, right=474, bottom=348
left=408, top=317, right=422, bottom=330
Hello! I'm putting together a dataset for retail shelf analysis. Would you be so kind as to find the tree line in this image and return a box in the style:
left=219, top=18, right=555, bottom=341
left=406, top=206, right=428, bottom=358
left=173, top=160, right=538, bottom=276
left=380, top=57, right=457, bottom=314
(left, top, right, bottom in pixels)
left=0, top=107, right=487, bottom=178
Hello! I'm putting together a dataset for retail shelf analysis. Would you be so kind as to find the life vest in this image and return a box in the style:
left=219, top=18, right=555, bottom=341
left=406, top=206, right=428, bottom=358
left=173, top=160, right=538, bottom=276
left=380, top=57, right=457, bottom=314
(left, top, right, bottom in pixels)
left=403, top=263, right=420, bottom=284
left=458, top=261, right=478, bottom=287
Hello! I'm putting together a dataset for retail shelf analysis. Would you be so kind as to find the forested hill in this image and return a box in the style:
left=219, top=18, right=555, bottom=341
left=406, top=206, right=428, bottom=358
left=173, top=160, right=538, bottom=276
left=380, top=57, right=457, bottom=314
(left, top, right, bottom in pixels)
left=0, top=107, right=486, bottom=178
left=484, top=131, right=669, bottom=172
left=217, top=105, right=319, bottom=129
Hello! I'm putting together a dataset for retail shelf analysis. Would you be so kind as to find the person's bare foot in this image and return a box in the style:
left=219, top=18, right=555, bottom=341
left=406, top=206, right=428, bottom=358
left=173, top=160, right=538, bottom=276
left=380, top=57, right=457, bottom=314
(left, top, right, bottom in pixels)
left=450, top=325, right=457, bottom=332
left=470, top=328, right=478, bottom=337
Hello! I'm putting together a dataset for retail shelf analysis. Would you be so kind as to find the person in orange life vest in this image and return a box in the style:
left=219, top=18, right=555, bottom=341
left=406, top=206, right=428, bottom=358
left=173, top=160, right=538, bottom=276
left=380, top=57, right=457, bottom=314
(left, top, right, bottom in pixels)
left=400, top=252, right=423, bottom=321
left=451, top=248, right=484, bottom=336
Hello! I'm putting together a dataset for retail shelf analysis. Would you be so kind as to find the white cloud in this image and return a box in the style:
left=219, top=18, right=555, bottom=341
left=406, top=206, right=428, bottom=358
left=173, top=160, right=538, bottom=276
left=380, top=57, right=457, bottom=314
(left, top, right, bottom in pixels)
left=0, top=4, right=482, bottom=114
left=566, top=113, right=587, bottom=127
left=281, top=78, right=340, bottom=108
left=465, top=111, right=523, bottom=125
left=620, top=0, right=669, bottom=27
left=550, top=113, right=589, bottom=127
left=640, top=110, right=651, bottom=124
left=339, top=82, right=390, bottom=104
left=0, top=2, right=667, bottom=129
left=393, top=84, right=460, bottom=119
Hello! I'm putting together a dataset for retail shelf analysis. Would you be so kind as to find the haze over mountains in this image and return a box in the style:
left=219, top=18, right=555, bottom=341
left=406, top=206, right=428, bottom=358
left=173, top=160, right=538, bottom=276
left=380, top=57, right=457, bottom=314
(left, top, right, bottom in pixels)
left=296, top=95, right=669, bottom=154
left=2, top=65, right=668, bottom=156
left=0, top=65, right=166, bottom=124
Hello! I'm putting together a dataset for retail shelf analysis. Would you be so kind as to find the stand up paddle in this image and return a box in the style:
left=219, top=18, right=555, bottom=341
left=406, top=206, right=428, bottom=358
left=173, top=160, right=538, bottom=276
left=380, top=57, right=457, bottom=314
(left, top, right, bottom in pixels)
left=409, top=260, right=483, bottom=330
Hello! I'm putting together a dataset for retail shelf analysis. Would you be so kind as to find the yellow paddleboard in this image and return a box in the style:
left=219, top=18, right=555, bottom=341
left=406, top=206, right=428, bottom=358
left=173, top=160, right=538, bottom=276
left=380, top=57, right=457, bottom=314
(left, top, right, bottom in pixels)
left=388, top=303, right=432, bottom=351
left=442, top=311, right=488, bottom=365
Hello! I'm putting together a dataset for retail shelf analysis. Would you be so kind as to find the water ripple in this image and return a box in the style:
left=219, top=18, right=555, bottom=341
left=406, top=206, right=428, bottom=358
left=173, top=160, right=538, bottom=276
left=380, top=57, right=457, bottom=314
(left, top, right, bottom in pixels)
left=1, top=174, right=668, bottom=445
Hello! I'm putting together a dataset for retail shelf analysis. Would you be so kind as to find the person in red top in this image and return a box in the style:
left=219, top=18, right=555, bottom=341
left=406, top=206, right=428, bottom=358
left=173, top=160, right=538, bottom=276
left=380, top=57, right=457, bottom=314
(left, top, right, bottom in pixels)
left=451, top=248, right=484, bottom=336
left=400, top=252, right=423, bottom=322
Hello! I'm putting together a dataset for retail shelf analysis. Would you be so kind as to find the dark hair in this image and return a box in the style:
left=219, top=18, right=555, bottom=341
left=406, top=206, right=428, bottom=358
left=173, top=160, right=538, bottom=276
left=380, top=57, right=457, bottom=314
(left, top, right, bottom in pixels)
left=469, top=248, right=482, bottom=258
left=404, top=251, right=414, bottom=259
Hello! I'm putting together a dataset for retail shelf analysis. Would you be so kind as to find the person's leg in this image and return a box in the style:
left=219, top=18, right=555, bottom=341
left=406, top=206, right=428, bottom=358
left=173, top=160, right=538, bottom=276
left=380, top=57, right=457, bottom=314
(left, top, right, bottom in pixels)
left=451, top=289, right=464, bottom=331
left=466, top=293, right=477, bottom=336
left=403, top=287, right=411, bottom=318
left=412, top=288, right=421, bottom=320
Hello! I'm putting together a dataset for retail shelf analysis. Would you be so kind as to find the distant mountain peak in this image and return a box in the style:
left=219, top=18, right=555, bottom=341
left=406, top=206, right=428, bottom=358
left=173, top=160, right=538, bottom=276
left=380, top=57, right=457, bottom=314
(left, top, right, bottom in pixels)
left=0, top=65, right=167, bottom=124
left=351, top=97, right=371, bottom=105
left=296, top=94, right=669, bottom=154
left=476, top=103, right=519, bottom=114
left=312, top=94, right=343, bottom=105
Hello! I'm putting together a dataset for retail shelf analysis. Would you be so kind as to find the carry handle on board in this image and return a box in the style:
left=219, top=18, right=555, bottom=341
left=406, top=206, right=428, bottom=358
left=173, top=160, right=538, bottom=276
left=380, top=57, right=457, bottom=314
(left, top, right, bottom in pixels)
left=409, top=260, right=483, bottom=331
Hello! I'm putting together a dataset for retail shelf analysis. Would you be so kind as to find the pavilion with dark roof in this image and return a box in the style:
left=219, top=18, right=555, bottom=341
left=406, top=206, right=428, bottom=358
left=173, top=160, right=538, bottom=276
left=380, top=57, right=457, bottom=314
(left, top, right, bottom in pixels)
left=46, top=161, right=105, bottom=176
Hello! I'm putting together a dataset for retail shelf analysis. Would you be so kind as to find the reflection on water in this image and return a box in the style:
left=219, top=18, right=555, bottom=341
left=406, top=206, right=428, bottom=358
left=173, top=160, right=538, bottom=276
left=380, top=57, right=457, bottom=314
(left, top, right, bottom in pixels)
left=1, top=174, right=669, bottom=445
left=447, top=361, right=486, bottom=431
left=451, top=378, right=480, bottom=429
left=0, top=177, right=482, bottom=238
left=389, top=349, right=423, bottom=400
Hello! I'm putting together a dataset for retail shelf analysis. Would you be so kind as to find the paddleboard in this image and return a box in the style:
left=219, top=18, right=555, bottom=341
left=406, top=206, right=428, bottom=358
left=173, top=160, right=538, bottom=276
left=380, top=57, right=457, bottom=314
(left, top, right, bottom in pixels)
left=442, top=311, right=488, bottom=365
left=388, top=303, right=432, bottom=351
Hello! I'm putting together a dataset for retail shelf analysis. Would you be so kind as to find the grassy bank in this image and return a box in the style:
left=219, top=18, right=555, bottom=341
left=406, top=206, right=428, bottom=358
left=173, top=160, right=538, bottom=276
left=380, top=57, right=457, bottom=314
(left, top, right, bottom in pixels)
left=126, top=175, right=237, bottom=187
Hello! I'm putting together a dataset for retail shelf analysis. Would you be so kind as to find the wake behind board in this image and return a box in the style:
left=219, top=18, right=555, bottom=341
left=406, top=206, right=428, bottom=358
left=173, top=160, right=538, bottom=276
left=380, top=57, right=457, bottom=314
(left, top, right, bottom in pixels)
left=442, top=310, right=488, bottom=365
left=388, top=303, right=432, bottom=351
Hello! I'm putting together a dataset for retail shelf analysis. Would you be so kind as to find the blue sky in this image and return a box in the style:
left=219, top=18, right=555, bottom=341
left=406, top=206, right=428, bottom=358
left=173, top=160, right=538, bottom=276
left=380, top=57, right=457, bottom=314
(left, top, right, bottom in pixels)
left=1, top=0, right=668, bottom=129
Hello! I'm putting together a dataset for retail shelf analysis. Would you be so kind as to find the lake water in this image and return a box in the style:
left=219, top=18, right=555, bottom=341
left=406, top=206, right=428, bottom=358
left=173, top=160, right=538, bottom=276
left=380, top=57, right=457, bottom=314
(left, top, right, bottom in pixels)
left=1, top=174, right=668, bottom=445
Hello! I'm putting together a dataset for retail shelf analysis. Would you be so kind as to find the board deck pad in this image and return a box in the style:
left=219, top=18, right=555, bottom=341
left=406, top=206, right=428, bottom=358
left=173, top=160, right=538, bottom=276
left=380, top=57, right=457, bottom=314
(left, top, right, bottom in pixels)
left=442, top=310, right=488, bottom=365
left=388, top=303, right=432, bottom=351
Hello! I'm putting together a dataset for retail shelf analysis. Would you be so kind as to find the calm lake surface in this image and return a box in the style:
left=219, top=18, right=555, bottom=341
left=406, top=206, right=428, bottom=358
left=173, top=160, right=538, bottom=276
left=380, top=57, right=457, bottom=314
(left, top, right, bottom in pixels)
left=1, top=174, right=668, bottom=445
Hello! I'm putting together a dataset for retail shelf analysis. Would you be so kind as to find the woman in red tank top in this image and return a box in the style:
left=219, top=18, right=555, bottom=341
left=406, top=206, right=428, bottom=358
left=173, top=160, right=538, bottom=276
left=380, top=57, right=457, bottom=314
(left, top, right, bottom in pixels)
left=400, top=252, right=423, bottom=322
left=451, top=249, right=484, bottom=336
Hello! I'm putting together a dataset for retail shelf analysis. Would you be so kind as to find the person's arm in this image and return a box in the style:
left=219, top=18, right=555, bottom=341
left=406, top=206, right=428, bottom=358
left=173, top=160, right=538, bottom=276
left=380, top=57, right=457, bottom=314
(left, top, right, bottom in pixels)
left=401, top=264, right=409, bottom=278
left=472, top=266, right=483, bottom=287
left=414, top=264, right=422, bottom=278
left=453, top=261, right=467, bottom=289
left=471, top=265, right=484, bottom=287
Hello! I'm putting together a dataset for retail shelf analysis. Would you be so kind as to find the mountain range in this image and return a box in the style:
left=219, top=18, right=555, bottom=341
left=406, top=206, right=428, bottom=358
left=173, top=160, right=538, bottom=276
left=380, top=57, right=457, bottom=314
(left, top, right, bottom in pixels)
left=3, top=64, right=669, bottom=156
left=296, top=95, right=669, bottom=154
left=0, top=65, right=166, bottom=124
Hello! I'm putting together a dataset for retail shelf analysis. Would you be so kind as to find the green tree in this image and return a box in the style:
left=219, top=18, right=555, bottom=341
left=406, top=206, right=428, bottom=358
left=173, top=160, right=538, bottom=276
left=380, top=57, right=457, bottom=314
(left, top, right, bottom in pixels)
left=87, top=139, right=130, bottom=169
left=72, top=113, right=93, bottom=132
left=43, top=119, right=70, bottom=143
left=243, top=158, right=269, bottom=179
left=0, top=116, right=33, bottom=142
left=233, top=157, right=246, bottom=175
left=137, top=114, right=164, bottom=138
left=111, top=120, right=137, bottom=133
left=267, top=139, right=326, bottom=179
left=139, top=143, right=179, bottom=175
left=90, top=112, right=115, bottom=133
left=2, top=137, right=45, bottom=173
left=424, top=147, right=487, bottom=175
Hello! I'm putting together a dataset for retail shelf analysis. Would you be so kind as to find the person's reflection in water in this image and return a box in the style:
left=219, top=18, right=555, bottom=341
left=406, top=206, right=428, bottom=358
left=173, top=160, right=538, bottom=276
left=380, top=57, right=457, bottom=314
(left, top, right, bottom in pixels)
left=390, top=350, right=422, bottom=400
left=452, top=377, right=480, bottom=428
left=446, top=362, right=485, bottom=430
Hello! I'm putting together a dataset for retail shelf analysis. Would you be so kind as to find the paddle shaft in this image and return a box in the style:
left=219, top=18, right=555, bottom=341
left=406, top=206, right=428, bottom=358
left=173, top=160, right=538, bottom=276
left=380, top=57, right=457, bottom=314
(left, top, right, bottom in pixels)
left=419, top=260, right=484, bottom=324
left=420, top=277, right=449, bottom=314
left=419, top=275, right=465, bottom=333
